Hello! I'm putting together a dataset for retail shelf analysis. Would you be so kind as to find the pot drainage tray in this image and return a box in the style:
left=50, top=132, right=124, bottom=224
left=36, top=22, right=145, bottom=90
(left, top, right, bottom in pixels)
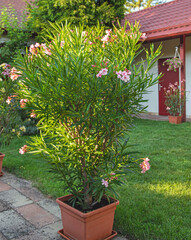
left=58, top=229, right=117, bottom=240
left=0, top=172, right=3, bottom=177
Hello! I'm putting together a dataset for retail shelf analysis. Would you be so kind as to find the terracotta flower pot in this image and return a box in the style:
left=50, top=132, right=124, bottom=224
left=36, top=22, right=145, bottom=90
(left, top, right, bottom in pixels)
left=0, top=152, right=5, bottom=177
left=56, top=194, right=119, bottom=240
left=168, top=115, right=182, bottom=124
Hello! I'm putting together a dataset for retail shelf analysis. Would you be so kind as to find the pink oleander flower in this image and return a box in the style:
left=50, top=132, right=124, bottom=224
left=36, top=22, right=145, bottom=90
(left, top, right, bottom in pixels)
left=101, top=35, right=109, bottom=43
left=105, top=29, right=112, bottom=35
left=116, top=71, right=122, bottom=78
left=19, top=145, right=28, bottom=154
left=10, top=67, right=21, bottom=81
left=0, top=63, right=11, bottom=69
left=29, top=43, right=42, bottom=55
left=2, top=68, right=11, bottom=77
left=110, top=172, right=116, bottom=176
left=96, top=68, right=108, bottom=78
left=29, top=44, right=36, bottom=55
left=30, top=110, right=36, bottom=118
left=100, top=68, right=108, bottom=76
left=91, top=65, right=96, bottom=68
left=125, top=69, right=132, bottom=75
left=82, top=31, right=86, bottom=37
left=101, top=179, right=109, bottom=188
left=6, top=96, right=12, bottom=104
left=20, top=99, right=28, bottom=108
left=141, top=33, right=147, bottom=40
left=10, top=73, right=19, bottom=80
left=35, top=43, right=40, bottom=48
left=166, top=107, right=171, bottom=110
left=101, top=30, right=111, bottom=44
left=121, top=75, right=130, bottom=83
left=89, top=41, right=93, bottom=45
left=140, top=157, right=150, bottom=173
left=96, top=72, right=102, bottom=78
left=41, top=43, right=52, bottom=56
left=44, top=48, right=51, bottom=55
left=60, top=41, right=65, bottom=47
left=116, top=70, right=131, bottom=82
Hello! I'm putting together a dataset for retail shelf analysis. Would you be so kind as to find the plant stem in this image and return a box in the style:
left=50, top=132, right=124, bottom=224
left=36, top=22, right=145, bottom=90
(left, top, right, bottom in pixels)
left=81, top=156, right=92, bottom=208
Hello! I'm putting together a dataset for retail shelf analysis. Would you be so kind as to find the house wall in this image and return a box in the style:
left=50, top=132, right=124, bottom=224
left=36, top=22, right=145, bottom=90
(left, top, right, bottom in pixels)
left=141, top=37, right=191, bottom=118
left=186, top=36, right=191, bottom=118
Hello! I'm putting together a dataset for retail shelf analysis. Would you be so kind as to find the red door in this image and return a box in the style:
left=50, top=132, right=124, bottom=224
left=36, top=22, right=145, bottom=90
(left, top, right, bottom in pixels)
left=158, top=58, right=179, bottom=116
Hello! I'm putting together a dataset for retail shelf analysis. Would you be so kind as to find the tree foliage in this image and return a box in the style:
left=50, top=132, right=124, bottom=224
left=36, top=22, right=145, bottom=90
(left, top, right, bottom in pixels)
left=27, top=0, right=126, bottom=39
left=16, top=22, right=161, bottom=209
left=126, top=0, right=167, bottom=12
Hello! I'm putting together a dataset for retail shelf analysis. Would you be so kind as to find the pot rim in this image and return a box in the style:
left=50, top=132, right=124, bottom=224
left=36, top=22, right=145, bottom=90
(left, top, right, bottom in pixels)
left=56, top=194, right=119, bottom=218
left=0, top=153, right=5, bottom=157
left=168, top=115, right=182, bottom=118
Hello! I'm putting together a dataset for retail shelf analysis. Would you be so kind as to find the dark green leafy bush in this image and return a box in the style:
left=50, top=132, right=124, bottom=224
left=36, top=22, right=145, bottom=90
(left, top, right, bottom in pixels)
left=16, top=22, right=161, bottom=210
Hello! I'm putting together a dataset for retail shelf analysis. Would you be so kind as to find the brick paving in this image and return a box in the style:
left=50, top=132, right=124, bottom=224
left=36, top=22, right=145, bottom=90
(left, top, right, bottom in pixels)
left=0, top=182, right=12, bottom=192
left=138, top=113, right=168, bottom=121
left=138, top=113, right=191, bottom=122
left=0, top=171, right=127, bottom=240
left=16, top=204, right=58, bottom=228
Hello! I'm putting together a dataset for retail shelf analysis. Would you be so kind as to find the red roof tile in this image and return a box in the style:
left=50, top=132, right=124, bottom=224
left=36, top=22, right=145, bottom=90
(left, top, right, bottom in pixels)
left=122, top=0, right=191, bottom=41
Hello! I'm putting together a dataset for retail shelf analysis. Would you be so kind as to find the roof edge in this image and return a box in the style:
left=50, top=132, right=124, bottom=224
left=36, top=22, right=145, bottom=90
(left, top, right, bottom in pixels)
left=145, top=30, right=191, bottom=42
left=145, top=23, right=191, bottom=34
left=125, top=0, right=178, bottom=17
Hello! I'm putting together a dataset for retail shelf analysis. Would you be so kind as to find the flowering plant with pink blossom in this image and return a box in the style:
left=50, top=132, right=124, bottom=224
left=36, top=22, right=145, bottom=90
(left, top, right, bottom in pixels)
left=163, top=57, right=182, bottom=72
left=0, top=63, right=38, bottom=145
left=16, top=22, right=160, bottom=210
left=164, top=82, right=185, bottom=116
left=0, top=63, right=22, bottom=144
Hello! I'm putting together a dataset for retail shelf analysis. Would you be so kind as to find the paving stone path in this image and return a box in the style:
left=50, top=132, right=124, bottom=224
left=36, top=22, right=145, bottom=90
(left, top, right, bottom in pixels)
left=0, top=171, right=127, bottom=240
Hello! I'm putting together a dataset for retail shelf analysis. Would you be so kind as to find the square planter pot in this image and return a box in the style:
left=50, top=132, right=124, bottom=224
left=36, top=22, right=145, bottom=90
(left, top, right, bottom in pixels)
left=0, top=152, right=5, bottom=177
left=56, top=194, right=119, bottom=240
left=168, top=115, right=182, bottom=124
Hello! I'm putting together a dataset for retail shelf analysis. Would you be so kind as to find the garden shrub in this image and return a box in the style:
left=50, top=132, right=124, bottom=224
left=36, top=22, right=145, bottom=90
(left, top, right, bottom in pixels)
left=16, top=22, right=161, bottom=209
left=0, top=63, right=38, bottom=146
left=26, top=0, right=126, bottom=40
left=0, top=6, right=32, bottom=63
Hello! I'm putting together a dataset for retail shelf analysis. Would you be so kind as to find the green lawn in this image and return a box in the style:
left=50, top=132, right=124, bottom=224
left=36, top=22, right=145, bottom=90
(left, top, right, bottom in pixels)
left=1, top=118, right=191, bottom=240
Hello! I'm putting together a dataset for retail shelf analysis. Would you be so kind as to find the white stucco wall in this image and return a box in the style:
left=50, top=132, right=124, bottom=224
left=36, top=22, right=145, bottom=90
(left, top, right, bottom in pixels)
left=141, top=38, right=191, bottom=115
left=141, top=61, right=159, bottom=114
